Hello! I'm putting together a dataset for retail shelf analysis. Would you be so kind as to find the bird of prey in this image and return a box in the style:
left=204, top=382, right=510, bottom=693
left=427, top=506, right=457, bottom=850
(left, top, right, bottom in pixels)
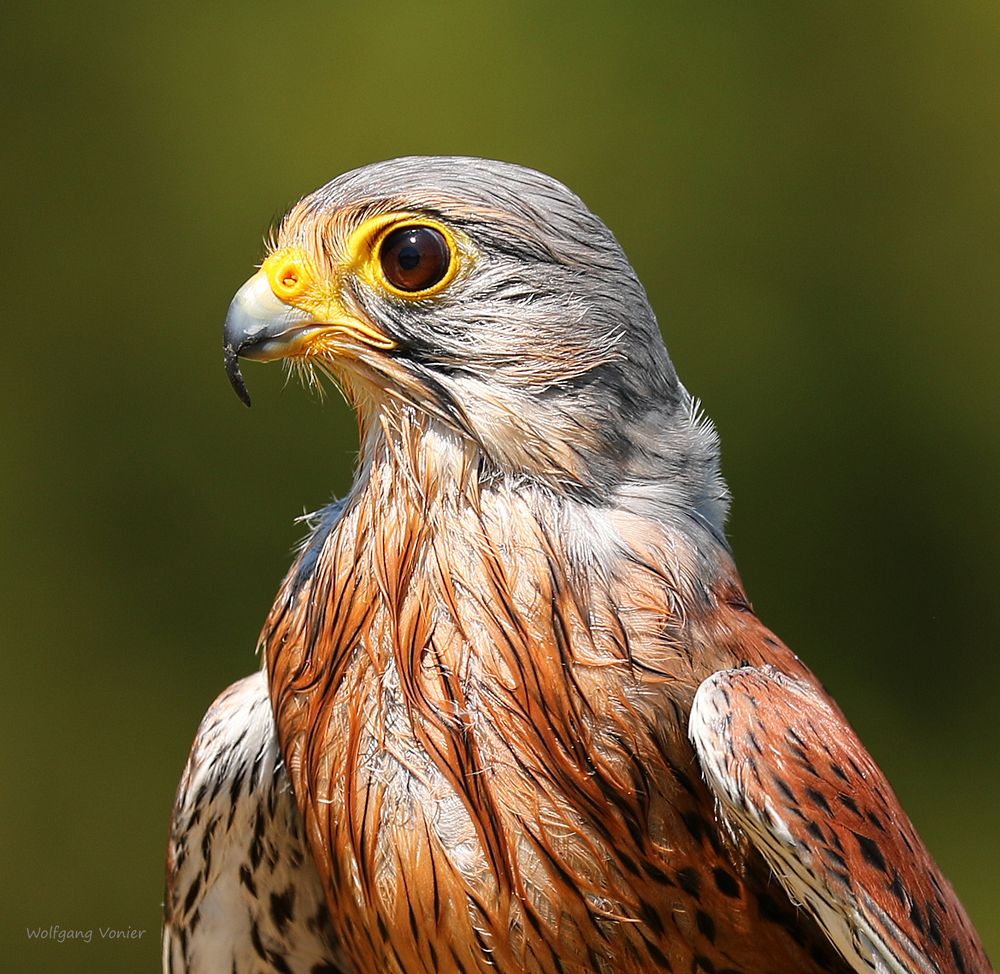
left=163, top=157, right=992, bottom=974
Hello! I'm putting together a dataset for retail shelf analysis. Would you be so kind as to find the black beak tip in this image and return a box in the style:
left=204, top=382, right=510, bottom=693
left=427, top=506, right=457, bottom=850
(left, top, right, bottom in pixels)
left=224, top=344, right=252, bottom=408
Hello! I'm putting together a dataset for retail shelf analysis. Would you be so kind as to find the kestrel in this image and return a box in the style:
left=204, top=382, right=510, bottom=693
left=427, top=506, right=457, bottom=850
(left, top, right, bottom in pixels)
left=163, top=157, right=992, bottom=974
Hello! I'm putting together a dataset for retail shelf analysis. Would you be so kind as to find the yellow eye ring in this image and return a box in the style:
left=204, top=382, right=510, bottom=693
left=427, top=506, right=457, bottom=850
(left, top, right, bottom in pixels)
left=370, top=219, right=461, bottom=299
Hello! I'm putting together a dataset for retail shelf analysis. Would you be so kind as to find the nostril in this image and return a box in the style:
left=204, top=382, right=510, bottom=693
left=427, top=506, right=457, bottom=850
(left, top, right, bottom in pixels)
left=263, top=248, right=312, bottom=304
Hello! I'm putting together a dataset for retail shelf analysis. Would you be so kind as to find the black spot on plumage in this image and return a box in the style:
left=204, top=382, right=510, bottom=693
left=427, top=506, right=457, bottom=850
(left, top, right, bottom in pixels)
left=927, top=902, right=944, bottom=946
left=270, top=887, right=295, bottom=935
left=838, top=793, right=861, bottom=817
left=852, top=831, right=888, bottom=873
left=823, top=848, right=851, bottom=886
left=407, top=898, right=419, bottom=941
left=951, top=938, right=969, bottom=974
left=644, top=939, right=673, bottom=970
left=639, top=899, right=665, bottom=935
left=238, top=864, right=256, bottom=896
left=930, top=871, right=948, bottom=900
left=249, top=750, right=263, bottom=792
left=785, top=729, right=820, bottom=777
left=866, top=810, right=887, bottom=833
left=182, top=875, right=201, bottom=915
left=430, top=866, right=442, bottom=924
left=307, top=899, right=328, bottom=933
left=888, top=870, right=907, bottom=905
left=643, top=860, right=676, bottom=887
left=772, top=775, right=796, bottom=804
left=805, top=787, right=832, bottom=815
left=665, top=757, right=699, bottom=799
left=830, top=762, right=849, bottom=782
left=200, top=824, right=214, bottom=873
left=228, top=766, right=245, bottom=808
left=910, top=901, right=926, bottom=933
left=681, top=811, right=707, bottom=845
left=225, top=796, right=238, bottom=830
left=250, top=919, right=267, bottom=959
left=695, top=910, right=716, bottom=943
left=693, top=953, right=716, bottom=973
left=250, top=808, right=265, bottom=869
left=523, top=903, right=543, bottom=936
left=452, top=947, right=465, bottom=974
left=806, top=820, right=825, bottom=843
left=712, top=867, right=740, bottom=898
left=676, top=866, right=701, bottom=899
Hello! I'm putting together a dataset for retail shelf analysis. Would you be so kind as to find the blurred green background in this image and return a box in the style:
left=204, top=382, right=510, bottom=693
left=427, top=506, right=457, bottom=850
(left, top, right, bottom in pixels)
left=2, top=2, right=997, bottom=969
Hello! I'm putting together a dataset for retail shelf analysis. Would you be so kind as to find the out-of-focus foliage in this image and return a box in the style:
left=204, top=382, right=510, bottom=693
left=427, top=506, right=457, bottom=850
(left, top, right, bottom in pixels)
left=1, top=2, right=997, bottom=969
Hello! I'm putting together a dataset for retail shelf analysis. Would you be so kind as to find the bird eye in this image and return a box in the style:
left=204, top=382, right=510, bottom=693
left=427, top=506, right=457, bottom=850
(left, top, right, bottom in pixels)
left=379, top=225, right=451, bottom=294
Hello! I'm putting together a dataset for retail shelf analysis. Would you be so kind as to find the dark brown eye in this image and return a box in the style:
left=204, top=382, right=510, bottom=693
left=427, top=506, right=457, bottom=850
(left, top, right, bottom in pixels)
left=379, top=225, right=451, bottom=293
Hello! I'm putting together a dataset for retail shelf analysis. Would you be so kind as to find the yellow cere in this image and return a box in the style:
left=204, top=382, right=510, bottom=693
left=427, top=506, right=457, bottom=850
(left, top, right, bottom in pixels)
left=262, top=247, right=314, bottom=305
left=259, top=244, right=396, bottom=353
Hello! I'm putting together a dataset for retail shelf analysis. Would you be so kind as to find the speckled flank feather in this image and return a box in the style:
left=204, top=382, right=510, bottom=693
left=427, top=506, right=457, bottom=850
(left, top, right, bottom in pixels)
left=163, top=673, right=346, bottom=973
left=168, top=157, right=992, bottom=974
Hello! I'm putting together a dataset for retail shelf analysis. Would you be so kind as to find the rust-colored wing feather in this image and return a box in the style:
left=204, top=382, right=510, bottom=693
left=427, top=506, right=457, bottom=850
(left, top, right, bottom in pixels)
left=689, top=665, right=992, bottom=974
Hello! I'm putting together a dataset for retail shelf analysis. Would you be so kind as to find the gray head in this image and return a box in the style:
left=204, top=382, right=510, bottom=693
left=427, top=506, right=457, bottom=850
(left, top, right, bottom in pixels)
left=223, top=156, right=729, bottom=534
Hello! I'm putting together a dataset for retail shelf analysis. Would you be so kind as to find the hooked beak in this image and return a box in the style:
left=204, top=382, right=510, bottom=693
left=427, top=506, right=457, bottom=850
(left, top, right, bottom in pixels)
left=222, top=261, right=396, bottom=407
left=223, top=271, right=318, bottom=407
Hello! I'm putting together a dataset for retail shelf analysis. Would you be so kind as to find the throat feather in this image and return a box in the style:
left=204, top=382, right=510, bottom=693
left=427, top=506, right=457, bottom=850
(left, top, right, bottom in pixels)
left=260, top=417, right=723, bottom=969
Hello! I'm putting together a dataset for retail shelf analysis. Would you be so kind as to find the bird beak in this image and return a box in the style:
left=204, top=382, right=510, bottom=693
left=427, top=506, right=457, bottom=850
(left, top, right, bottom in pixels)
left=223, top=270, right=318, bottom=407
left=223, top=255, right=398, bottom=407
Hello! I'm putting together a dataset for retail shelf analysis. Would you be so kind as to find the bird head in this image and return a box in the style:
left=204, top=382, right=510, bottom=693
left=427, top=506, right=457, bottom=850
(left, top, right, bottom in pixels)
left=224, top=157, right=728, bottom=529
